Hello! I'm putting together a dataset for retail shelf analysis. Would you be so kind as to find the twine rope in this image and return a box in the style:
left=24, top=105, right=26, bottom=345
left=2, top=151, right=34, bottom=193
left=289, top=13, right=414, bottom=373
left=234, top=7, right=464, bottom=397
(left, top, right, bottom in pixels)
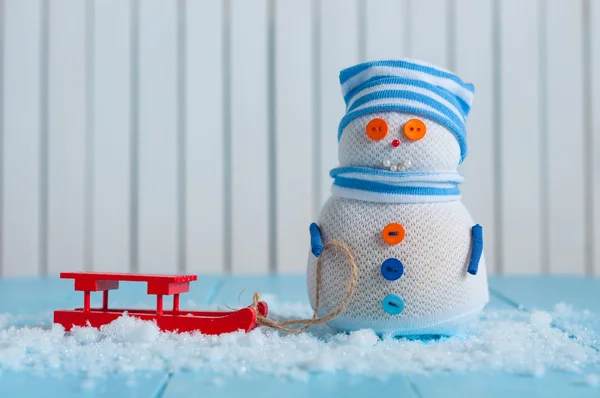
left=251, top=240, right=359, bottom=333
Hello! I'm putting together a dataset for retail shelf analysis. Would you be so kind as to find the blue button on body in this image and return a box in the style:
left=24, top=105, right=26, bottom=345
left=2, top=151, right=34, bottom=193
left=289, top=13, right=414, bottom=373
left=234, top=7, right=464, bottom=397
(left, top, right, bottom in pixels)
left=382, top=294, right=405, bottom=315
left=380, top=258, right=404, bottom=281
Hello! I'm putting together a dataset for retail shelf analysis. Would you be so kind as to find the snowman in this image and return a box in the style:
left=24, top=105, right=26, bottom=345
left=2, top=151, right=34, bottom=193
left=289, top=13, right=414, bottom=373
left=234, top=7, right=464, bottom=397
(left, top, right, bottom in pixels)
left=307, top=59, right=489, bottom=336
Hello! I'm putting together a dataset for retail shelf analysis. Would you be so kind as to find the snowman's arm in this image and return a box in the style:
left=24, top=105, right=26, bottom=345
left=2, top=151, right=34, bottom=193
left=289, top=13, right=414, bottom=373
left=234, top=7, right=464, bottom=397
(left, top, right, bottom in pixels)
left=309, top=223, right=323, bottom=257
left=467, top=224, right=483, bottom=275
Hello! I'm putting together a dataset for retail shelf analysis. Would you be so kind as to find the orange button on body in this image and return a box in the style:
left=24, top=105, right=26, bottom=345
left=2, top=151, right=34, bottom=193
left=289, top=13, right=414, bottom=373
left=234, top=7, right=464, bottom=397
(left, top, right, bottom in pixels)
left=403, top=119, right=427, bottom=141
left=366, top=118, right=389, bottom=141
left=382, top=223, right=405, bottom=245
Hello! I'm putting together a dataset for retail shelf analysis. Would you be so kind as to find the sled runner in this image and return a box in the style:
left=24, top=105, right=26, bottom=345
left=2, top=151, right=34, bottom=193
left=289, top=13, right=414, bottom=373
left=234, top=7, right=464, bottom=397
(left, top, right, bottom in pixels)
left=54, top=272, right=268, bottom=335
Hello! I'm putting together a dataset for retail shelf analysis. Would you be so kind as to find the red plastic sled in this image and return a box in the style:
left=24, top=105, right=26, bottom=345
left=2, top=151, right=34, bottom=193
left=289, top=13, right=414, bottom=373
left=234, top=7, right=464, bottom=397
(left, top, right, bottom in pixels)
left=53, top=272, right=268, bottom=335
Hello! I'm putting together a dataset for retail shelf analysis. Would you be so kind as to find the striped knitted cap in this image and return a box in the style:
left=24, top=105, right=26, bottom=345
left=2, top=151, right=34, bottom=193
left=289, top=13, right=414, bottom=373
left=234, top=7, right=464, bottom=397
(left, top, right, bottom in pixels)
left=338, top=59, right=475, bottom=162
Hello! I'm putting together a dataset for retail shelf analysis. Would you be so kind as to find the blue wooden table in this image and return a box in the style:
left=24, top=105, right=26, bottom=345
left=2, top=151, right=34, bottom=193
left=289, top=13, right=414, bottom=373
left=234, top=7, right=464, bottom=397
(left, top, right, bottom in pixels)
left=0, top=276, right=599, bottom=398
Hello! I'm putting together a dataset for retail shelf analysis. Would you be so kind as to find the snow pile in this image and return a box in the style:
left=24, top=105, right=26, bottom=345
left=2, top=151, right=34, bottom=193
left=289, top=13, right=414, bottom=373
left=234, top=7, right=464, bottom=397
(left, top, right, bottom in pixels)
left=0, top=301, right=598, bottom=382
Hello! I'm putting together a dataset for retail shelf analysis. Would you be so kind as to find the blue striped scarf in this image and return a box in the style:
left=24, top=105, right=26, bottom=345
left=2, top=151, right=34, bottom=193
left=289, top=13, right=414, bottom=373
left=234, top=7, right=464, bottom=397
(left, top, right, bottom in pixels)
left=330, top=166, right=463, bottom=204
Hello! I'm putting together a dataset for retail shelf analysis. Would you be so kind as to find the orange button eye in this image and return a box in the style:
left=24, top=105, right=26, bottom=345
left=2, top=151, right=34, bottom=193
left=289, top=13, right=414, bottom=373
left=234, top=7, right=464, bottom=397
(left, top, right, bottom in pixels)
left=382, top=223, right=405, bottom=245
left=366, top=118, right=389, bottom=141
left=403, top=119, right=427, bottom=141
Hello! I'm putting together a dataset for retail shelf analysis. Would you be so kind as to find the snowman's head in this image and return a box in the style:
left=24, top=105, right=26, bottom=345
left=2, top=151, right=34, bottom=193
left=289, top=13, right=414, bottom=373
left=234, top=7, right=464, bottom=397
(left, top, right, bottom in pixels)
left=337, top=59, right=473, bottom=173
left=338, top=111, right=461, bottom=172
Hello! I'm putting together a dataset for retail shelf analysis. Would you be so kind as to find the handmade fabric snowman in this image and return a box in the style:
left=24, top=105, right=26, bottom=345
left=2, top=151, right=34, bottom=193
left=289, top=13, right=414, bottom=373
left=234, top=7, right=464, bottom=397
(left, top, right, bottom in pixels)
left=307, top=59, right=489, bottom=336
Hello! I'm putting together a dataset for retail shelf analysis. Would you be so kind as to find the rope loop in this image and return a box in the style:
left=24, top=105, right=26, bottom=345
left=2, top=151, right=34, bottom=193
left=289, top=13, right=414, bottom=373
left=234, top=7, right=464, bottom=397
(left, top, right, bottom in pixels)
left=251, top=240, right=358, bottom=333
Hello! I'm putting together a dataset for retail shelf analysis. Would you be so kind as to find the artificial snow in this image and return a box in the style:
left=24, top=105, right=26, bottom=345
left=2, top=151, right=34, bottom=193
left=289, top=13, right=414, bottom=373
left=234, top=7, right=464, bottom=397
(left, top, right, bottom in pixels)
left=529, top=310, right=552, bottom=329
left=0, top=299, right=599, bottom=382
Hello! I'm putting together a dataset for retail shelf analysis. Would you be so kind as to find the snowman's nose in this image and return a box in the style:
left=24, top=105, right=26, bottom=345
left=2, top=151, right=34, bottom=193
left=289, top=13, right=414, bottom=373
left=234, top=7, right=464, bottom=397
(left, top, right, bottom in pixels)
left=391, top=140, right=400, bottom=148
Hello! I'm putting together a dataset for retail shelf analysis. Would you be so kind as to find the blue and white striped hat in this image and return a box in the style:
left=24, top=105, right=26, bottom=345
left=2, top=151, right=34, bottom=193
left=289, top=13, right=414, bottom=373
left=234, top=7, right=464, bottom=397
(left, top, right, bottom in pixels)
left=338, top=59, right=475, bottom=162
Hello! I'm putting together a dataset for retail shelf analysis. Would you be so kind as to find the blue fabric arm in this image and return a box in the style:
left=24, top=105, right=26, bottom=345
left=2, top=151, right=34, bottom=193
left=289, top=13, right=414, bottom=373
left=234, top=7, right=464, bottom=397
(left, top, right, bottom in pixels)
left=309, top=223, right=323, bottom=257
left=467, top=224, right=483, bottom=275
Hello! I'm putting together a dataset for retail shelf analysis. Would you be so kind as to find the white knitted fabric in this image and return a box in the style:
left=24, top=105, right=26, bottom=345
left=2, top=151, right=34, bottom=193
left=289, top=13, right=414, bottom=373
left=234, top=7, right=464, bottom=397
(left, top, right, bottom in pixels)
left=307, top=103, right=490, bottom=336
left=310, top=60, right=486, bottom=335
left=307, top=197, right=489, bottom=336
left=338, top=112, right=461, bottom=172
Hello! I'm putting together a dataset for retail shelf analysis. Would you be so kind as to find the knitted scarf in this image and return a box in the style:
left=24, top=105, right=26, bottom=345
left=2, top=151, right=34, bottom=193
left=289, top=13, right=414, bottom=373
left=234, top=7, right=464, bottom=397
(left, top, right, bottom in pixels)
left=330, top=166, right=463, bottom=204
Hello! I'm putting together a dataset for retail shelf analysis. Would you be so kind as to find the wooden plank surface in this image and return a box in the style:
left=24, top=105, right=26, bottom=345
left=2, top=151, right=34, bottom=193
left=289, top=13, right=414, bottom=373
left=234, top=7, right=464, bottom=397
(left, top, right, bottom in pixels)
left=412, top=274, right=600, bottom=398
left=91, top=0, right=131, bottom=273
left=274, top=0, right=313, bottom=273
left=0, top=275, right=221, bottom=398
left=490, top=276, right=600, bottom=314
left=231, top=0, right=269, bottom=273
left=46, top=0, right=87, bottom=275
left=137, top=0, right=179, bottom=274
left=164, top=373, right=417, bottom=398
left=1, top=0, right=42, bottom=277
left=498, top=0, right=542, bottom=274
left=318, top=0, right=359, bottom=206
left=1, top=1, right=598, bottom=278
left=364, top=0, right=407, bottom=60
left=409, top=370, right=600, bottom=398
left=545, top=0, right=585, bottom=274
left=163, top=276, right=600, bottom=398
left=1, top=276, right=600, bottom=397
left=453, top=0, right=496, bottom=274
left=0, top=277, right=169, bottom=397
left=164, top=274, right=416, bottom=398
left=0, top=371, right=170, bottom=398
left=591, top=0, right=600, bottom=276
left=165, top=365, right=598, bottom=398
left=229, top=0, right=270, bottom=274
left=190, top=276, right=600, bottom=398
left=490, top=276, right=600, bottom=348
left=408, top=0, right=448, bottom=67
left=184, top=0, right=224, bottom=274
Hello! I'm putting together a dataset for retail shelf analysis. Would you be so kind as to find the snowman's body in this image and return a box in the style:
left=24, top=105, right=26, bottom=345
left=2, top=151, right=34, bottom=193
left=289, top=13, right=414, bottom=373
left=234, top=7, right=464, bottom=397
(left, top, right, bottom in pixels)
left=306, top=60, right=489, bottom=336
left=307, top=197, right=488, bottom=335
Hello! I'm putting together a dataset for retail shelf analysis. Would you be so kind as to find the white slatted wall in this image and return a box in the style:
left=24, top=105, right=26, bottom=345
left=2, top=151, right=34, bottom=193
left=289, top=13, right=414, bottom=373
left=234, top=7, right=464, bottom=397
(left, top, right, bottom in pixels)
left=499, top=0, right=542, bottom=275
left=1, top=0, right=599, bottom=276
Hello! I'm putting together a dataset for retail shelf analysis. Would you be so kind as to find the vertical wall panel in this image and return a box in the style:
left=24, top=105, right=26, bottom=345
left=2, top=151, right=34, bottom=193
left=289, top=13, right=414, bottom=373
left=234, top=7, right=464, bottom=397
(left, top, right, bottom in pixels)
left=1, top=0, right=42, bottom=276
left=1, top=0, right=596, bottom=277
left=185, top=0, right=224, bottom=274
left=409, top=0, right=448, bottom=67
left=92, top=0, right=131, bottom=273
left=454, top=0, right=496, bottom=273
left=274, top=0, right=313, bottom=273
left=545, top=0, right=585, bottom=274
left=319, top=0, right=359, bottom=205
left=0, top=0, right=3, bottom=276
left=47, top=0, right=87, bottom=274
left=137, top=0, right=178, bottom=273
left=365, top=0, right=407, bottom=59
left=591, top=0, right=600, bottom=275
left=499, top=0, right=542, bottom=274
left=230, top=0, right=269, bottom=273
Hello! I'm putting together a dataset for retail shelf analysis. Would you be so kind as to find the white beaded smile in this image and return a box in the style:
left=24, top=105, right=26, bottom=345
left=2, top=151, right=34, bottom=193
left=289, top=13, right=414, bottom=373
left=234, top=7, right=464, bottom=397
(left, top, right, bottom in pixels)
left=382, top=159, right=412, bottom=172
